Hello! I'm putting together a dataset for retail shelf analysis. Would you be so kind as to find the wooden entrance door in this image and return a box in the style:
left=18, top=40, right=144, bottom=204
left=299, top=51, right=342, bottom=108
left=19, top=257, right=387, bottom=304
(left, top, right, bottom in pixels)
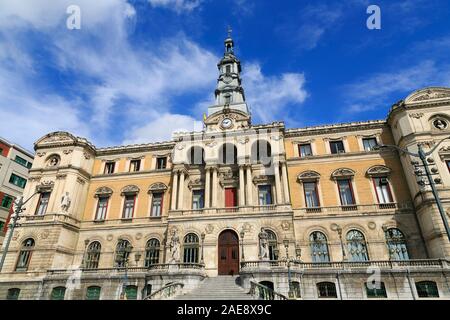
left=218, top=230, right=239, bottom=275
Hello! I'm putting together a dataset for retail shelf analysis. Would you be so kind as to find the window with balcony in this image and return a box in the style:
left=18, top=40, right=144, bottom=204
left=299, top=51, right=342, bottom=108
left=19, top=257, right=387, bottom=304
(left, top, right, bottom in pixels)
left=385, top=228, right=409, bottom=260
left=362, top=138, right=378, bottom=151
left=329, top=140, right=345, bottom=154
left=346, top=230, right=369, bottom=262
left=192, top=190, right=205, bottom=209
left=337, top=179, right=356, bottom=206
left=145, top=238, right=160, bottom=267
left=317, top=282, right=337, bottom=298
left=35, top=192, right=50, bottom=215
left=258, top=185, right=273, bottom=205
left=104, top=161, right=115, bottom=174
left=373, top=177, right=393, bottom=204
left=114, top=239, right=132, bottom=268
left=9, top=173, right=27, bottom=188
left=156, top=157, right=167, bottom=170
left=298, top=143, right=312, bottom=157
left=15, top=238, right=35, bottom=271
left=129, top=159, right=141, bottom=172
left=365, top=282, right=387, bottom=298
left=151, top=192, right=164, bottom=217
left=183, top=233, right=199, bottom=263
left=303, top=182, right=320, bottom=208
left=415, top=281, right=439, bottom=298
left=122, top=195, right=135, bottom=219
left=85, top=241, right=101, bottom=269
left=95, top=196, right=109, bottom=220
left=310, top=231, right=330, bottom=262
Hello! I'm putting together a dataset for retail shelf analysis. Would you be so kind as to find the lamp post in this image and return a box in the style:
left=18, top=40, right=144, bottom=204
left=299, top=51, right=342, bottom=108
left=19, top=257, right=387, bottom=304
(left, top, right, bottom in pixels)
left=118, top=243, right=133, bottom=300
left=0, top=191, right=41, bottom=272
left=377, top=136, right=450, bottom=242
left=283, top=237, right=293, bottom=298
left=200, top=233, right=205, bottom=264
left=331, top=224, right=347, bottom=261
left=239, top=230, right=245, bottom=261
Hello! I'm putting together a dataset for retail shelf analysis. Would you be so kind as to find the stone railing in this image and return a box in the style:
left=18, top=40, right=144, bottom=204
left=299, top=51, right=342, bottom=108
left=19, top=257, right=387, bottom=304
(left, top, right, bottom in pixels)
left=241, top=259, right=450, bottom=271
left=171, top=204, right=291, bottom=216
left=297, top=202, right=413, bottom=215
left=22, top=213, right=80, bottom=226
left=144, top=282, right=184, bottom=300
left=248, top=281, right=288, bottom=300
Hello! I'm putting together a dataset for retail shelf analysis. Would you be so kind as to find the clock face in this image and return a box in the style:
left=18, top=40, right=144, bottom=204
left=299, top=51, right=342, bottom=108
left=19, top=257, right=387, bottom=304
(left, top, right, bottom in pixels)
left=223, top=75, right=232, bottom=84
left=221, top=118, right=232, bottom=128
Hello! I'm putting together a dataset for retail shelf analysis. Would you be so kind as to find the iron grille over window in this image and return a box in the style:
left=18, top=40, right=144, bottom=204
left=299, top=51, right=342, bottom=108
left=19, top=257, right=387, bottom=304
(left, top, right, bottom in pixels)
left=145, top=238, right=160, bottom=267
left=114, top=239, right=132, bottom=268
left=317, top=282, right=337, bottom=298
left=85, top=241, right=101, bottom=269
left=416, top=281, right=439, bottom=298
left=183, top=233, right=199, bottom=263
left=346, top=230, right=369, bottom=262
left=385, top=228, right=409, bottom=260
left=310, top=231, right=330, bottom=262
left=365, top=282, right=387, bottom=298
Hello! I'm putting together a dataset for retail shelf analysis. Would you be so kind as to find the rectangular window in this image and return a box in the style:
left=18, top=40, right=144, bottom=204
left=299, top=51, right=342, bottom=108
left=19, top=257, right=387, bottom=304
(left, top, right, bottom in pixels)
left=1, top=195, right=13, bottom=209
left=330, top=141, right=345, bottom=154
left=416, top=281, right=439, bottom=298
left=122, top=195, right=135, bottom=219
left=362, top=138, right=378, bottom=151
left=0, top=221, right=5, bottom=231
left=6, top=288, right=20, bottom=300
left=151, top=193, right=163, bottom=217
left=298, top=144, right=312, bottom=157
left=258, top=185, right=273, bottom=205
left=104, top=162, right=115, bottom=174
left=156, top=157, right=167, bottom=170
left=366, top=282, right=387, bottom=298
left=86, top=286, right=101, bottom=300
left=95, top=197, right=109, bottom=220
left=304, top=182, right=320, bottom=207
left=337, top=179, right=355, bottom=205
left=14, top=156, right=30, bottom=168
left=373, top=177, right=393, bottom=204
left=9, top=174, right=27, bottom=188
left=35, top=192, right=50, bottom=215
left=192, top=190, right=205, bottom=209
left=129, top=159, right=141, bottom=172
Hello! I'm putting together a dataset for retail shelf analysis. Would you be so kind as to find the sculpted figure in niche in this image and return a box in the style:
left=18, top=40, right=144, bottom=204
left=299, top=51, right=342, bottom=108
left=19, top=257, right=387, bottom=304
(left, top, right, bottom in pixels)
left=49, top=157, right=59, bottom=167
left=258, top=228, right=269, bottom=260
left=433, top=119, right=447, bottom=130
left=169, top=230, right=180, bottom=263
left=61, top=192, right=71, bottom=213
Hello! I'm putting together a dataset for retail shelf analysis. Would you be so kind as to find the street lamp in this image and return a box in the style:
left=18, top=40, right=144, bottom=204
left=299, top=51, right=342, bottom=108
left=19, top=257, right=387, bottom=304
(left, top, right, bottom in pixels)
left=239, top=230, right=245, bottom=261
left=282, top=237, right=293, bottom=298
left=118, top=243, right=133, bottom=300
left=0, top=190, right=41, bottom=272
left=331, top=224, right=347, bottom=261
left=200, top=233, right=205, bottom=264
left=377, top=136, right=450, bottom=242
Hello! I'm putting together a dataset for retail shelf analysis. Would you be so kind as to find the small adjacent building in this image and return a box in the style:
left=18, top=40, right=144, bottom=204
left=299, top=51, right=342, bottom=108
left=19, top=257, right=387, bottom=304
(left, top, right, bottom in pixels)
left=0, top=137, right=34, bottom=244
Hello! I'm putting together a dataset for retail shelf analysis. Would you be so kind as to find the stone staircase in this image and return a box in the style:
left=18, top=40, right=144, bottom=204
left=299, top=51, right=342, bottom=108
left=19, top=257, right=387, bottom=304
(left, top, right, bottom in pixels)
left=174, top=276, right=254, bottom=300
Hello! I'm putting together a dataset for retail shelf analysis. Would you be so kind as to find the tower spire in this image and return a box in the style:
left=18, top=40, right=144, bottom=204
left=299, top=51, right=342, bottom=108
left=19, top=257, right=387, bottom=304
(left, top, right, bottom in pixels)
left=224, top=26, right=234, bottom=53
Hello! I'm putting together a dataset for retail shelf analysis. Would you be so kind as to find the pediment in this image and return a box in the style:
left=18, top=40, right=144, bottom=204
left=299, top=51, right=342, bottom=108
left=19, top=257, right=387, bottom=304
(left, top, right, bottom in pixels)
left=35, top=131, right=77, bottom=147
left=405, top=87, right=450, bottom=104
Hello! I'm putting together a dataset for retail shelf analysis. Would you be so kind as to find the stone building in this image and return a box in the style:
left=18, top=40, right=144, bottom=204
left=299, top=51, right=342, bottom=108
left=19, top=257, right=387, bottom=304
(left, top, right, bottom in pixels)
left=0, top=137, right=34, bottom=245
left=0, top=35, right=450, bottom=300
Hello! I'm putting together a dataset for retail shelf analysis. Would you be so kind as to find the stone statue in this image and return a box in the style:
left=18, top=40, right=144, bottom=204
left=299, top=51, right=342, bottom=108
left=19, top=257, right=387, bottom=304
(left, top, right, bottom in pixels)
left=49, top=157, right=59, bottom=166
left=169, top=230, right=180, bottom=263
left=61, top=192, right=71, bottom=213
left=258, top=228, right=269, bottom=260
left=434, top=119, right=447, bottom=130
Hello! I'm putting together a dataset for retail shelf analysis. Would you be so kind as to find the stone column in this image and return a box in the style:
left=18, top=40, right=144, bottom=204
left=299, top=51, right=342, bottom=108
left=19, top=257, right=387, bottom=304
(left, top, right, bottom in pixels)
left=239, top=165, right=245, bottom=206
left=211, top=167, right=218, bottom=207
left=274, top=162, right=282, bottom=204
left=171, top=171, right=178, bottom=210
left=205, top=167, right=211, bottom=208
left=246, top=166, right=253, bottom=206
left=281, top=162, right=290, bottom=204
left=178, top=170, right=185, bottom=210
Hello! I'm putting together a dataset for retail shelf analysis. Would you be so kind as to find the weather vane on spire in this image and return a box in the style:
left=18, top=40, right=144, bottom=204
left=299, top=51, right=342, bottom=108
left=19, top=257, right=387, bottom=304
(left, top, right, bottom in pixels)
left=227, top=25, right=232, bottom=38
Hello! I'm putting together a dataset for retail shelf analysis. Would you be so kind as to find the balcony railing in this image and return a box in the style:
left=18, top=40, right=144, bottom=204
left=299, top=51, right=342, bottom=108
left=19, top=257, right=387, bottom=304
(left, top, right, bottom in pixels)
left=171, top=204, right=290, bottom=216
left=298, top=202, right=413, bottom=215
left=241, top=259, right=450, bottom=271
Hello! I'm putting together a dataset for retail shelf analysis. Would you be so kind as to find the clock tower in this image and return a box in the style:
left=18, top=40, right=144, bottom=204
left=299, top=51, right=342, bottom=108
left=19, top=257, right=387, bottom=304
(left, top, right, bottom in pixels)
left=205, top=28, right=251, bottom=131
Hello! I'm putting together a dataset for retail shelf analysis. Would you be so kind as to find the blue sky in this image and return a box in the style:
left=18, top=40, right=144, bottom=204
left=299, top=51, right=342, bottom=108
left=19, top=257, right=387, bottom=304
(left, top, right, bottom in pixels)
left=1, top=0, right=450, bottom=150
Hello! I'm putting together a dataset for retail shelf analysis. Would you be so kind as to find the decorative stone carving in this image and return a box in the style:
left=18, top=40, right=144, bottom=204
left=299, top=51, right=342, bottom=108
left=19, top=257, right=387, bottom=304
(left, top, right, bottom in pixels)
left=107, top=234, right=113, bottom=241
left=135, top=233, right=142, bottom=240
left=253, top=175, right=273, bottom=184
left=242, top=222, right=252, bottom=233
left=433, top=119, right=448, bottom=130
left=258, top=228, right=269, bottom=260
left=205, top=140, right=217, bottom=148
left=412, top=89, right=450, bottom=102
left=37, top=152, right=46, bottom=157
left=39, top=230, right=50, bottom=239
left=77, top=177, right=86, bottom=185
left=367, top=222, right=377, bottom=230
left=331, top=168, right=355, bottom=179
left=409, top=113, right=424, bottom=119
left=205, top=224, right=214, bottom=234
left=63, top=149, right=73, bottom=155
left=366, top=165, right=391, bottom=177
left=121, top=185, right=140, bottom=195
left=219, top=169, right=238, bottom=187
left=297, top=170, right=320, bottom=182
left=39, top=132, right=74, bottom=144
left=271, top=135, right=283, bottom=141
left=56, top=174, right=67, bottom=180
left=47, top=155, right=60, bottom=167
left=61, top=192, right=71, bottom=213
left=95, top=187, right=113, bottom=198
left=176, top=144, right=186, bottom=150
left=37, top=181, right=55, bottom=192
left=238, top=137, right=249, bottom=144
left=280, top=221, right=291, bottom=231
left=148, top=182, right=168, bottom=193
left=169, top=229, right=180, bottom=263
left=188, top=178, right=204, bottom=190
left=83, top=152, right=91, bottom=160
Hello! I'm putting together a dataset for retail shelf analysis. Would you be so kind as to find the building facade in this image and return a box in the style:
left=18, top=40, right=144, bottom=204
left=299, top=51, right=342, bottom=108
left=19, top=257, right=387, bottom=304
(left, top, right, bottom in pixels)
left=0, top=137, right=34, bottom=245
left=0, top=36, right=450, bottom=300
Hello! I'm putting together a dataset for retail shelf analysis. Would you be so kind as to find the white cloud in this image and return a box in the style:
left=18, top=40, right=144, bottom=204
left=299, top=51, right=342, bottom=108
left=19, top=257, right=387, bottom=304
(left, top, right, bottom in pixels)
left=243, top=63, right=308, bottom=123
left=147, top=0, right=203, bottom=13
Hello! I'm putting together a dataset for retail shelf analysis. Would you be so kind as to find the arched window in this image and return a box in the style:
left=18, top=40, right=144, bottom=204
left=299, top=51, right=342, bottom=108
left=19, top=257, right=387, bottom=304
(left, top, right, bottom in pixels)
left=385, top=228, right=409, bottom=260
left=85, top=241, right=101, bottom=269
left=15, top=238, right=35, bottom=271
left=114, top=239, right=132, bottom=268
left=266, top=230, right=278, bottom=260
left=317, top=282, right=337, bottom=298
left=415, top=281, right=439, bottom=298
left=251, top=140, right=272, bottom=165
left=50, top=286, right=66, bottom=300
left=145, top=238, right=160, bottom=267
left=219, top=143, right=237, bottom=165
left=125, top=285, right=138, bottom=300
left=309, top=231, right=330, bottom=262
left=183, top=233, right=199, bottom=263
left=188, top=146, right=205, bottom=165
left=259, top=281, right=274, bottom=300
left=290, top=281, right=301, bottom=299
left=86, top=286, right=101, bottom=300
left=346, top=230, right=369, bottom=262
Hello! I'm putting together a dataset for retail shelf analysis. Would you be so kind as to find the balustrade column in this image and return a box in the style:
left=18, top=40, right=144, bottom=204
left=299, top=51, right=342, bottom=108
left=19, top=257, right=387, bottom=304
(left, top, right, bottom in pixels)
left=239, top=165, right=245, bottom=206
left=281, top=162, right=290, bottom=204
left=274, top=162, right=282, bottom=204
left=212, top=167, right=218, bottom=207
left=171, top=171, right=179, bottom=210
left=246, top=166, right=253, bottom=206
left=178, top=170, right=185, bottom=210
left=205, top=167, right=211, bottom=208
